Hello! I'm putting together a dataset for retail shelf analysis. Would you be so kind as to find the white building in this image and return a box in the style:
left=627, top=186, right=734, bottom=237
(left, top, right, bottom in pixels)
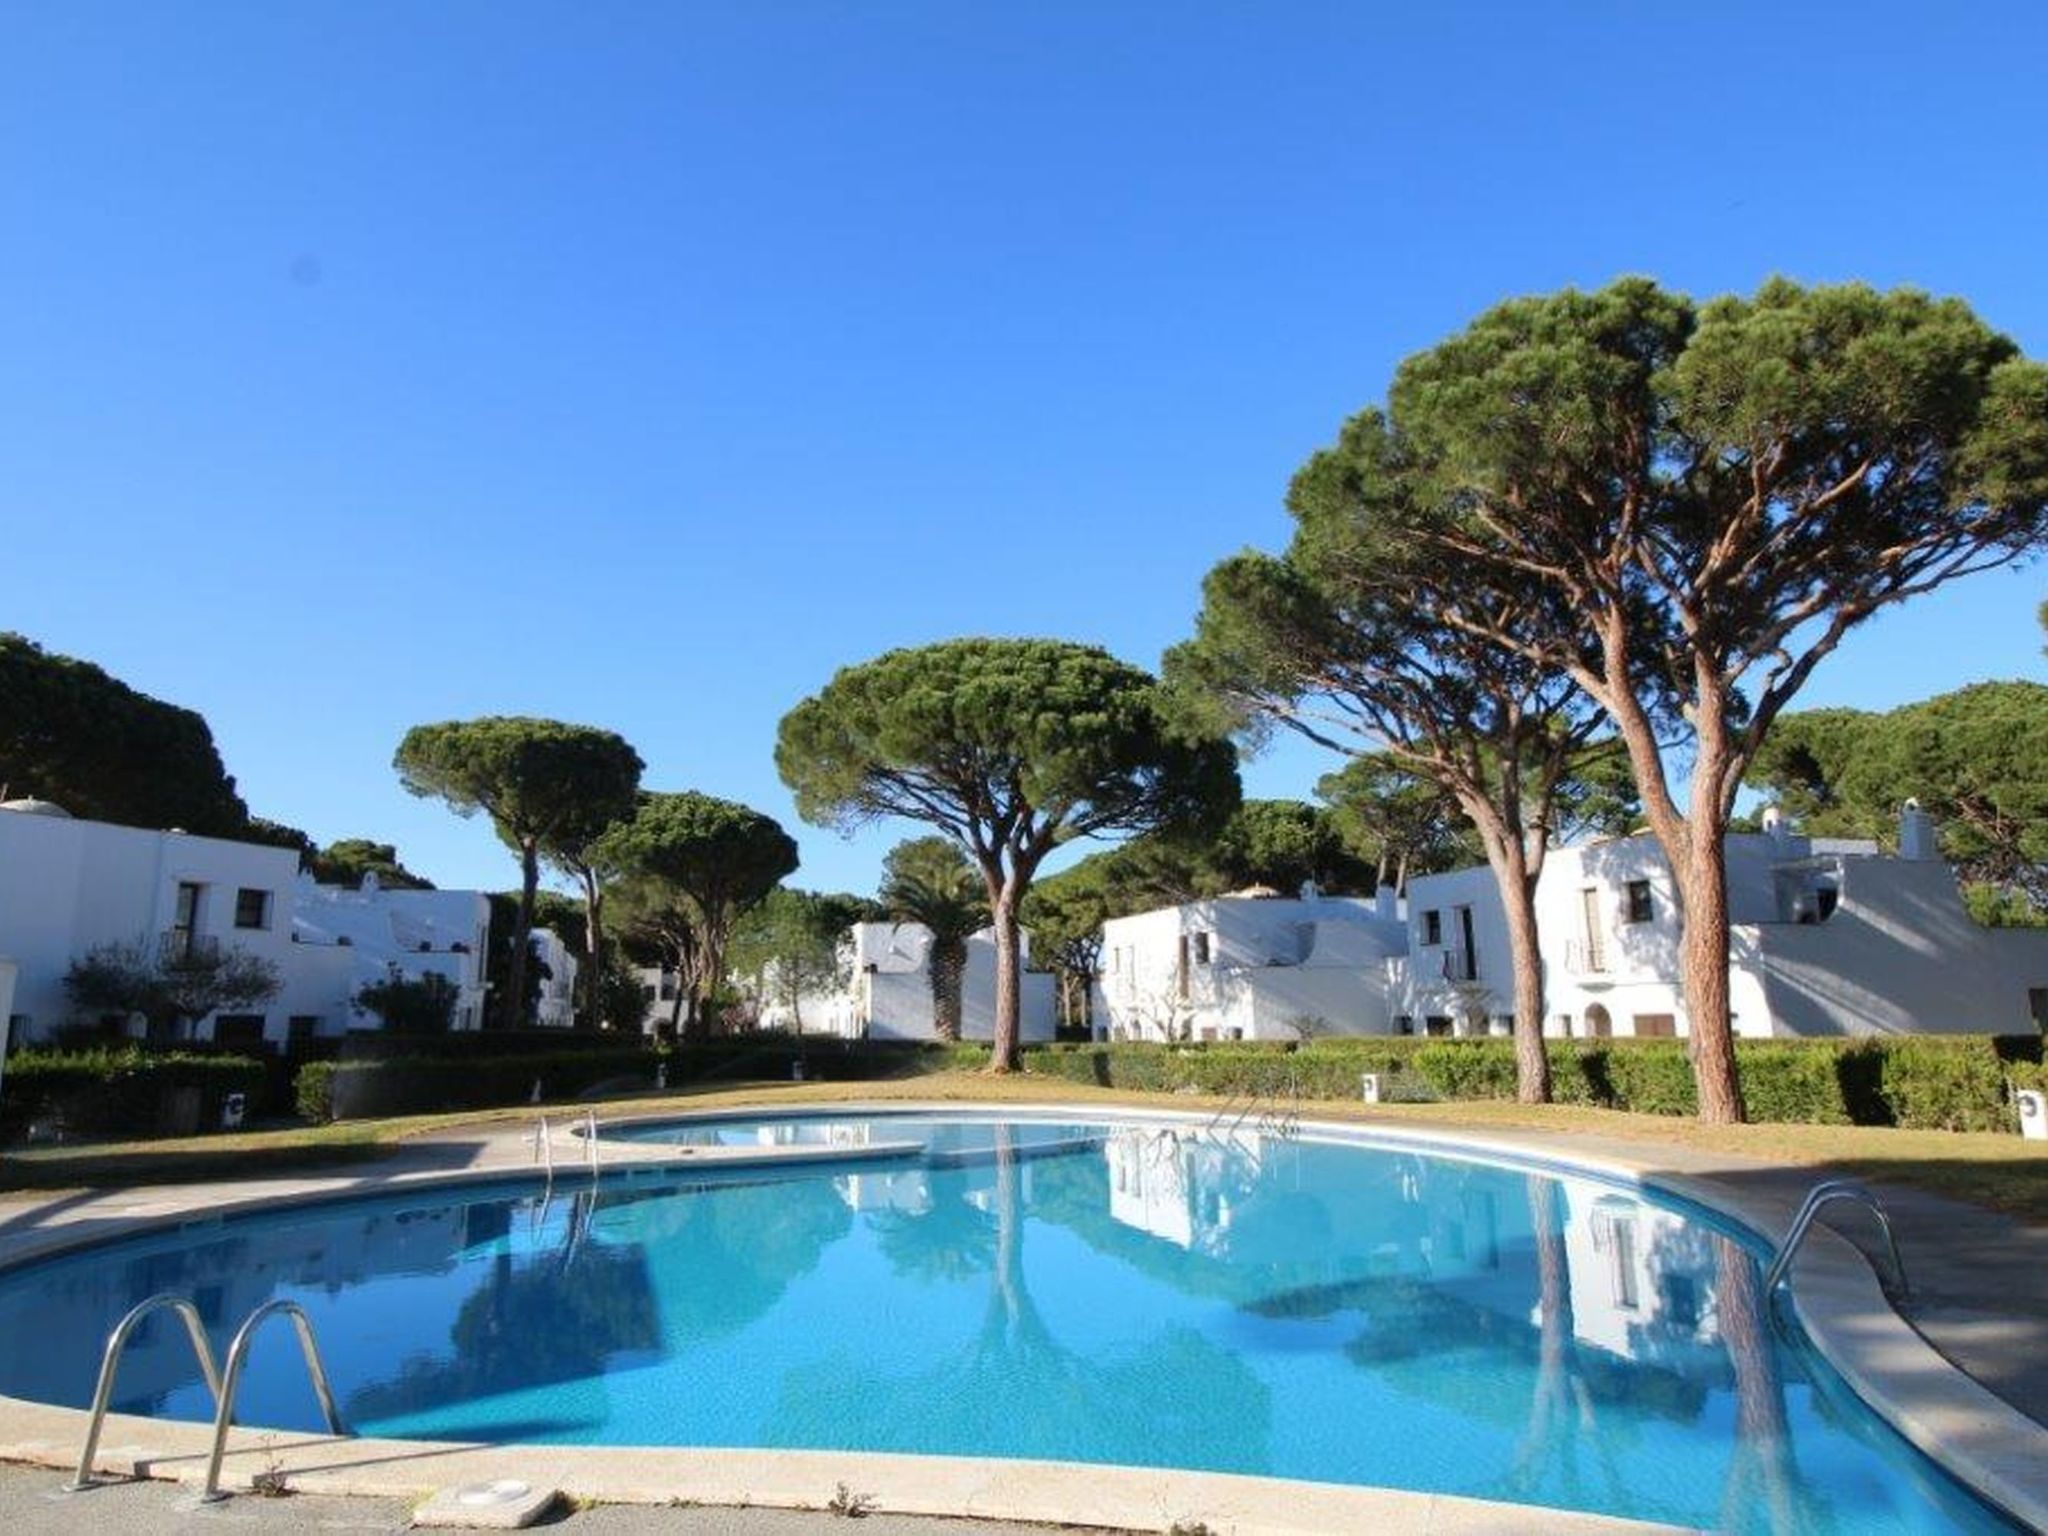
left=527, top=927, right=580, bottom=1029
left=0, top=799, right=491, bottom=1048
left=1094, top=887, right=1409, bottom=1042
left=825, top=921, right=1058, bottom=1043
left=1394, top=803, right=2048, bottom=1039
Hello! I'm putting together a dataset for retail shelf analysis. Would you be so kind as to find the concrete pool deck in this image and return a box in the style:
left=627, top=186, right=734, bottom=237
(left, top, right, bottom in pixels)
left=0, top=1099, right=2041, bottom=1532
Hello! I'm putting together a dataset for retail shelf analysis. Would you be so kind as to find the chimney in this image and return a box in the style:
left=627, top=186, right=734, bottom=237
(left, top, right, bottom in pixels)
left=1761, top=805, right=1788, bottom=844
left=1374, top=885, right=1399, bottom=922
left=1898, top=799, right=1939, bottom=862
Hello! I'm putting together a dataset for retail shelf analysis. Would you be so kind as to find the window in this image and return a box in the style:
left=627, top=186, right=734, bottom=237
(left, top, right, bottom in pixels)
left=172, top=881, right=203, bottom=953
left=1632, top=1013, right=1677, bottom=1038
left=1555, top=1013, right=1574, bottom=1037
left=214, top=1013, right=266, bottom=1048
left=1424, top=1015, right=1453, bottom=1037
left=287, top=1015, right=320, bottom=1046
left=1624, top=879, right=1653, bottom=924
left=1816, top=886, right=1839, bottom=921
left=1395, top=1015, right=1414, bottom=1035
left=1192, top=931, right=1211, bottom=965
left=1422, top=909, right=1442, bottom=946
left=234, top=887, right=271, bottom=930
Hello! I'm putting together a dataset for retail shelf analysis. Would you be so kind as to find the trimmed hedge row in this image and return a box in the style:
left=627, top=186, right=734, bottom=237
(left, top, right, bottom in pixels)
left=295, top=1036, right=989, bottom=1121
left=330, top=1028, right=654, bottom=1062
left=1021, top=1035, right=2046, bottom=1132
left=1, top=1048, right=270, bottom=1141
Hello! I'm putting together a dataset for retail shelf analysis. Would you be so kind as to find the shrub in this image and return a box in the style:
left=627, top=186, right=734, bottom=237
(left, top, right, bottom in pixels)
left=1412, top=1040, right=1520, bottom=1100
left=1, top=1048, right=268, bottom=1141
left=353, top=973, right=459, bottom=1033
left=293, top=1036, right=980, bottom=1121
left=1872, top=1036, right=2012, bottom=1133
left=1732, top=1042, right=1849, bottom=1125
left=294, top=1059, right=338, bottom=1122
left=1017, top=1033, right=2040, bottom=1131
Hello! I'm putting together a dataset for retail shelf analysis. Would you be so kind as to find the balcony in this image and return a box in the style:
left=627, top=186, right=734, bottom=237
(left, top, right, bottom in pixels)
left=1562, top=938, right=1613, bottom=985
left=159, top=930, right=222, bottom=966
left=1439, top=946, right=1478, bottom=983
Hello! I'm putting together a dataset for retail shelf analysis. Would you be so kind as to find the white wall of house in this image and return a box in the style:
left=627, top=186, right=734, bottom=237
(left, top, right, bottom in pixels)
left=291, top=876, right=491, bottom=1033
left=1094, top=891, right=1408, bottom=1042
left=820, top=921, right=1057, bottom=1043
left=0, top=801, right=493, bottom=1047
left=0, top=801, right=308, bottom=1044
left=1395, top=808, right=2048, bottom=1039
left=528, top=927, right=579, bottom=1029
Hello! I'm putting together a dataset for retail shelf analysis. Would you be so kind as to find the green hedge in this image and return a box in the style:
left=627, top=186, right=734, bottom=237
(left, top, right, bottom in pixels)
left=295, top=1036, right=988, bottom=1122
left=2, top=1048, right=269, bottom=1141
left=1022, top=1035, right=2045, bottom=1132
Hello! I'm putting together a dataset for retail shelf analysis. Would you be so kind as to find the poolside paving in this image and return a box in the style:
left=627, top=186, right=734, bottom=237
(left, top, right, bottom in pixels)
left=0, top=1457, right=1113, bottom=1535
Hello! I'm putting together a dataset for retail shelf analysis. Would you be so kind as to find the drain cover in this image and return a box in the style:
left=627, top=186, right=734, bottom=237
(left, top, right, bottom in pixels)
left=414, top=1479, right=559, bottom=1529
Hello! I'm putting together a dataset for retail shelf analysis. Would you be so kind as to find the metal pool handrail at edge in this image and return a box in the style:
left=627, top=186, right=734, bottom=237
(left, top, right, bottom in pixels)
left=1763, top=1179, right=1910, bottom=1306
left=65, top=1292, right=223, bottom=1491
left=199, top=1299, right=350, bottom=1502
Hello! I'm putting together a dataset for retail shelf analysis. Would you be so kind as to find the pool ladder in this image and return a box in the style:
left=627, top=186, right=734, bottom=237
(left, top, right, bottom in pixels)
left=1762, top=1179, right=1910, bottom=1309
left=66, top=1293, right=350, bottom=1502
left=529, top=1109, right=602, bottom=1184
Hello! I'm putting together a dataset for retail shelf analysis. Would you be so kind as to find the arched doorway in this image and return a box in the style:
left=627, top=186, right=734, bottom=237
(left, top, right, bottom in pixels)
left=1585, top=1003, right=1613, bottom=1039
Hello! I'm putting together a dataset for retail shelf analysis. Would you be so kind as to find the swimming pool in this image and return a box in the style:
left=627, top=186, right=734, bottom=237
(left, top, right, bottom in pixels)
left=0, top=1108, right=2015, bottom=1531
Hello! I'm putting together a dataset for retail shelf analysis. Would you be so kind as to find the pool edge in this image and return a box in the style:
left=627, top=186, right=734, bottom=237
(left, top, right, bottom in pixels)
left=0, top=1096, right=2040, bottom=1532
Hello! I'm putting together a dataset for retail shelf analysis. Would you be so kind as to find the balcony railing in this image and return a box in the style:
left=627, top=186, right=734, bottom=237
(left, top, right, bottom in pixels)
left=1563, top=938, right=1609, bottom=977
left=160, top=931, right=222, bottom=965
left=1439, top=946, right=1478, bottom=982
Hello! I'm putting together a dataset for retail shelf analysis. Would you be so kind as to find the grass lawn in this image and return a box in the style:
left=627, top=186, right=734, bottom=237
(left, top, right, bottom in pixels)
left=3, top=1068, right=2044, bottom=1223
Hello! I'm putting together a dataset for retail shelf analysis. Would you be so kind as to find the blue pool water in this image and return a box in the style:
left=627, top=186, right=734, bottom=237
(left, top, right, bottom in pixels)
left=0, top=1110, right=2013, bottom=1532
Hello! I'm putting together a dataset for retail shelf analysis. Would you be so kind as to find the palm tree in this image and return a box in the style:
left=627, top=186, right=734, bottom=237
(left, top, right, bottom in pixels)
left=879, top=837, right=990, bottom=1042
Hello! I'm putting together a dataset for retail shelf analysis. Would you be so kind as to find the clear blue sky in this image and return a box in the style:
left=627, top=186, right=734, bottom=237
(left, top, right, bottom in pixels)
left=4, top=3, right=2045, bottom=897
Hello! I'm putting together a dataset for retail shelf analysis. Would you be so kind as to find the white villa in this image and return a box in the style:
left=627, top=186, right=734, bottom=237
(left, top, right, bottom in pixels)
left=1397, top=802, right=2048, bottom=1040
left=636, top=920, right=1058, bottom=1043
left=744, top=921, right=1057, bottom=1043
left=1092, top=804, right=2048, bottom=1043
left=526, top=926, right=580, bottom=1030
left=1095, top=888, right=1408, bottom=1042
left=0, top=798, right=495, bottom=1048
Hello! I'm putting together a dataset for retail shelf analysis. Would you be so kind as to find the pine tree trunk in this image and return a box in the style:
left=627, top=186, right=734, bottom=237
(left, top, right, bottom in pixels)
left=506, top=840, right=537, bottom=1030
left=581, top=871, right=604, bottom=1030
left=1501, top=866, right=1552, bottom=1105
left=1472, top=811, right=1551, bottom=1106
left=988, top=888, right=1022, bottom=1072
left=1678, top=819, right=1746, bottom=1123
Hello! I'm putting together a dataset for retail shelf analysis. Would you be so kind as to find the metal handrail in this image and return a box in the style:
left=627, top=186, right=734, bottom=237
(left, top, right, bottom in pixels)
left=532, top=1113, right=553, bottom=1180
left=199, top=1300, right=349, bottom=1502
left=1762, top=1179, right=1909, bottom=1304
left=584, top=1109, right=599, bottom=1177
left=66, top=1293, right=224, bottom=1491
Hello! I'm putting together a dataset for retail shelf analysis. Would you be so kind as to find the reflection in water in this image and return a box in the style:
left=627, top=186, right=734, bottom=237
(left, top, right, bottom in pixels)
left=350, top=1191, right=658, bottom=1432
left=0, top=1122, right=2008, bottom=1534
left=1717, top=1233, right=1803, bottom=1535
left=785, top=1125, right=1270, bottom=1467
